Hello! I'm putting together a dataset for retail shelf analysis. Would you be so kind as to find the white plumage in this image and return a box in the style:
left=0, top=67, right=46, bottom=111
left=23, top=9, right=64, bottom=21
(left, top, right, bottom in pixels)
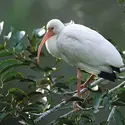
left=45, top=20, right=74, bottom=58
left=45, top=19, right=123, bottom=74
left=37, top=19, right=124, bottom=82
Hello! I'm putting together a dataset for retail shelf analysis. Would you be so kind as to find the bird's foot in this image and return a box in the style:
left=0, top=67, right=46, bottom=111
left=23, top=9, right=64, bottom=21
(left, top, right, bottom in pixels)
left=73, top=101, right=79, bottom=111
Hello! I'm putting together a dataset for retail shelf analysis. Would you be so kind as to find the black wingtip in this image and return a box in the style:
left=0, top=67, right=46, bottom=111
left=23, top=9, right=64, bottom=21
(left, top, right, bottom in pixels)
left=98, top=71, right=116, bottom=82
left=110, top=66, right=120, bottom=73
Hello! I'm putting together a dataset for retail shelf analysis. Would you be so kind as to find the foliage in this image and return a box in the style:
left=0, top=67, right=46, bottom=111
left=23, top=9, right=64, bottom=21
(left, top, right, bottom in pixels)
left=0, top=21, right=125, bottom=125
left=117, top=0, right=125, bottom=4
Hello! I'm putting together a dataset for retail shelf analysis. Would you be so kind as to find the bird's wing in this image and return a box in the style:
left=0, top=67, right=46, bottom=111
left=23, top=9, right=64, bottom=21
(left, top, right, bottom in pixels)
left=57, top=24, right=123, bottom=68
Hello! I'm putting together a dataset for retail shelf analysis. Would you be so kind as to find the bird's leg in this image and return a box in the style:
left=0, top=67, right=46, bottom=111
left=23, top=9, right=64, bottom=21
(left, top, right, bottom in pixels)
left=77, top=68, right=81, bottom=97
left=81, top=74, right=95, bottom=89
left=75, top=70, right=94, bottom=111
left=73, top=68, right=81, bottom=111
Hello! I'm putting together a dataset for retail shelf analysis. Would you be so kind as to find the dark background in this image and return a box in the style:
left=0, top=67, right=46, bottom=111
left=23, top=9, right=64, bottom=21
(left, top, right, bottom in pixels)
left=0, top=0, right=125, bottom=124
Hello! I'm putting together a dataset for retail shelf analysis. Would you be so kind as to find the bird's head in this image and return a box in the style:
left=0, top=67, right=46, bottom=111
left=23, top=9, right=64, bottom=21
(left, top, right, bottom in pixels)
left=37, top=19, right=64, bottom=64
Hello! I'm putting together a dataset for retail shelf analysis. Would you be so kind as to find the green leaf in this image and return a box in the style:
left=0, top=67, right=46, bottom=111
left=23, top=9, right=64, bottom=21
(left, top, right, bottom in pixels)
left=20, top=78, right=36, bottom=88
left=8, top=88, right=27, bottom=102
left=19, top=113, right=34, bottom=125
left=8, top=30, right=25, bottom=52
left=27, top=46, right=37, bottom=55
left=28, top=27, right=45, bottom=47
left=65, top=77, right=77, bottom=89
left=0, top=49, right=13, bottom=57
left=1, top=71, right=24, bottom=83
left=0, top=113, right=9, bottom=124
left=44, top=67, right=53, bottom=72
left=54, top=75, right=64, bottom=82
left=112, top=100, right=125, bottom=106
left=20, top=78, right=36, bottom=83
left=27, top=31, right=43, bottom=50
left=15, top=42, right=25, bottom=52
left=103, top=96, right=110, bottom=111
left=39, top=78, right=51, bottom=85
left=33, top=27, right=45, bottom=38
left=114, top=108, right=124, bottom=125
left=28, top=92, right=44, bottom=102
left=0, top=59, right=28, bottom=74
left=100, top=121, right=108, bottom=125
left=22, top=102, right=43, bottom=113
left=0, top=44, right=4, bottom=50
left=81, top=111, right=95, bottom=123
left=92, top=92, right=104, bottom=113
left=28, top=34, right=37, bottom=47
left=52, top=82, right=69, bottom=89
left=0, top=113, right=6, bottom=121
left=54, top=117, right=74, bottom=125
left=10, top=31, right=25, bottom=46
left=112, top=88, right=125, bottom=106
left=0, top=59, right=23, bottom=70
left=0, top=94, right=5, bottom=101
left=43, top=67, right=59, bottom=75
left=67, top=97, right=84, bottom=103
left=117, top=0, right=125, bottom=3
left=3, top=31, right=12, bottom=41
left=115, top=88, right=125, bottom=102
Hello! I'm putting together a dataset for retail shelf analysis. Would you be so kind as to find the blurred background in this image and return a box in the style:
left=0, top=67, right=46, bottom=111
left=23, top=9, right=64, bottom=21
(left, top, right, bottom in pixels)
left=0, top=0, right=125, bottom=124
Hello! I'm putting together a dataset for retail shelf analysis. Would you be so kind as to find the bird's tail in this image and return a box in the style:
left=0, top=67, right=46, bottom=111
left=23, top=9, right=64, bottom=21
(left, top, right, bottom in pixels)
left=98, top=71, right=116, bottom=82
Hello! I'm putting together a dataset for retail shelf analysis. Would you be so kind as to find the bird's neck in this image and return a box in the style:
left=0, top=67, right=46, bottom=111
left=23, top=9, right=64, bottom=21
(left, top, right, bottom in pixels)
left=55, top=23, right=65, bottom=34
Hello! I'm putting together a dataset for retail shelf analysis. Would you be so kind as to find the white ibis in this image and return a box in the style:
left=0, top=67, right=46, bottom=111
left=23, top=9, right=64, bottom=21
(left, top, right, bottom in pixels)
left=37, top=19, right=124, bottom=96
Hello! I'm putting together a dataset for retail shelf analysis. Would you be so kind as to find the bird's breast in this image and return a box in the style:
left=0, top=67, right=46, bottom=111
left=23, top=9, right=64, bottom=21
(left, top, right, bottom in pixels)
left=45, top=35, right=60, bottom=58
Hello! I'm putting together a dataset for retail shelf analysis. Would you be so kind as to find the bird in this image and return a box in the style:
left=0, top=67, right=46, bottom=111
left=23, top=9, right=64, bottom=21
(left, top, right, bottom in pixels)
left=37, top=19, right=124, bottom=97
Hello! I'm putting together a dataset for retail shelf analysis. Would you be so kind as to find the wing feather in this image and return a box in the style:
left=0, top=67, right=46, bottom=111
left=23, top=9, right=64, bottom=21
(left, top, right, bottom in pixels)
left=57, top=24, right=123, bottom=70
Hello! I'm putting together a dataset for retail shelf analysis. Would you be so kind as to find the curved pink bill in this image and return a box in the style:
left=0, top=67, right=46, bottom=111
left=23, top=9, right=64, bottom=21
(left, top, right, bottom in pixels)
left=37, top=30, right=54, bottom=65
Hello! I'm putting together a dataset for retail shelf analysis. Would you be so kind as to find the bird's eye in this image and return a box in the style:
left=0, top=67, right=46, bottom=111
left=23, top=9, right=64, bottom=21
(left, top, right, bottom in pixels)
left=51, top=27, right=54, bottom=30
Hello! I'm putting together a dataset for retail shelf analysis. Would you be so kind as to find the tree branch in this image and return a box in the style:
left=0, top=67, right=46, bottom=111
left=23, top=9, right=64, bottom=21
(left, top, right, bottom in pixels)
left=108, top=81, right=125, bottom=94
left=34, top=67, right=125, bottom=123
left=34, top=100, right=66, bottom=123
left=47, top=110, right=74, bottom=125
left=107, top=106, right=116, bottom=125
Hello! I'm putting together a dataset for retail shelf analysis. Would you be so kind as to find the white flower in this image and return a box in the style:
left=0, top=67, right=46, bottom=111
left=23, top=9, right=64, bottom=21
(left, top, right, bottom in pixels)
left=0, top=21, right=4, bottom=35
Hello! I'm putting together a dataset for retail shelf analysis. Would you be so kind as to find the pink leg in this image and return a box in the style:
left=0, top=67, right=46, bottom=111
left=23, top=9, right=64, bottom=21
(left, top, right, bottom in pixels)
left=77, top=68, right=81, bottom=97
left=75, top=71, right=94, bottom=111
left=81, top=74, right=95, bottom=89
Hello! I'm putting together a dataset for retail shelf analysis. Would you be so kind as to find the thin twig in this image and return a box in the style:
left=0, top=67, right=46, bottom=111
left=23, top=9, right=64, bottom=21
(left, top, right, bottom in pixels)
left=48, top=105, right=104, bottom=125
left=34, top=100, right=66, bottom=123
left=55, top=106, right=73, bottom=111
left=47, top=110, right=74, bottom=125
left=90, top=78, right=104, bottom=87
left=120, top=67, right=125, bottom=72
left=107, top=106, right=116, bottom=125
left=108, top=81, right=125, bottom=94
left=34, top=67, right=125, bottom=123
left=74, top=88, right=88, bottom=96
left=76, top=104, right=104, bottom=111
left=44, top=87, right=76, bottom=96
